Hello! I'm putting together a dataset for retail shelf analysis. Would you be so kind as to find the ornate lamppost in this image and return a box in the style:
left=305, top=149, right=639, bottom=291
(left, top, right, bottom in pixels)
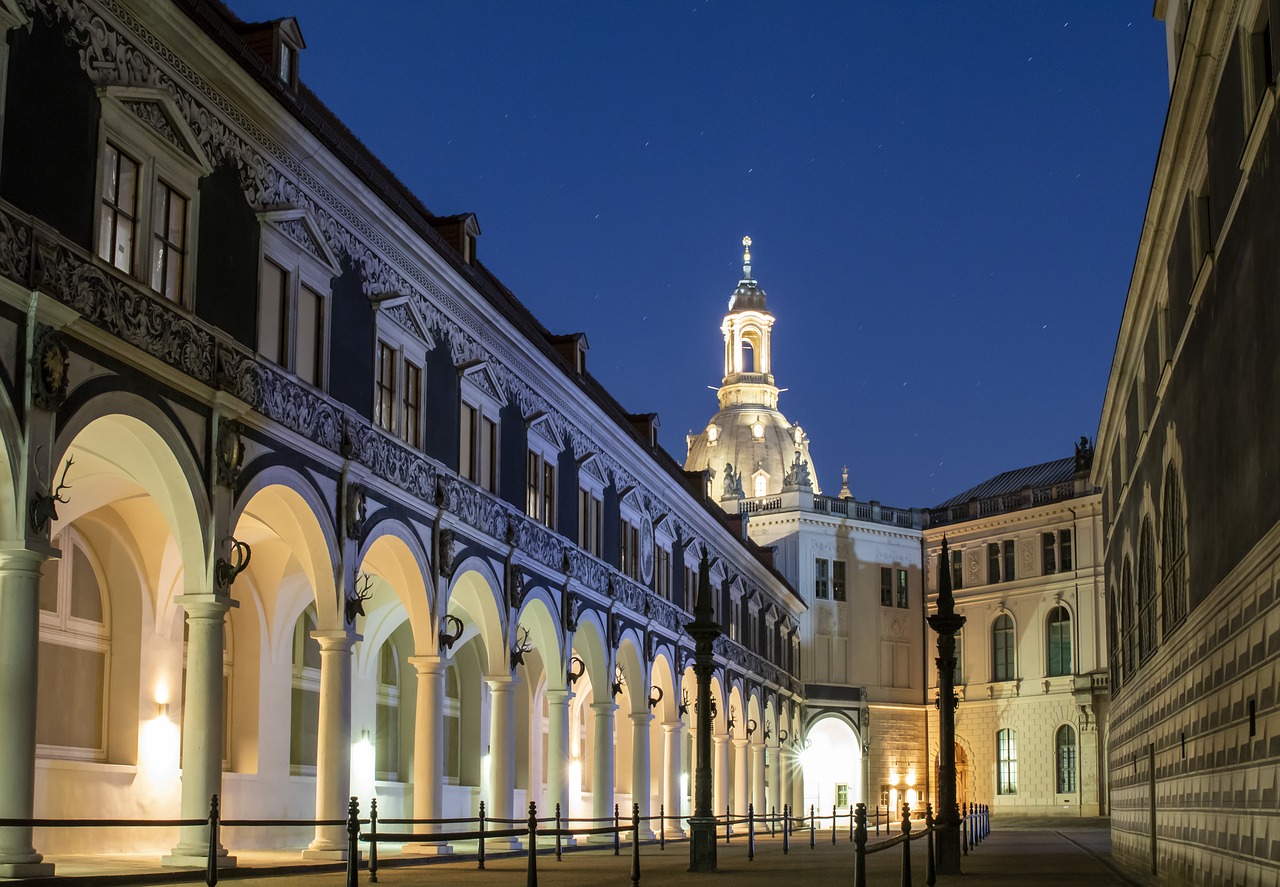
left=927, top=537, right=966, bottom=874
left=687, top=552, right=722, bottom=872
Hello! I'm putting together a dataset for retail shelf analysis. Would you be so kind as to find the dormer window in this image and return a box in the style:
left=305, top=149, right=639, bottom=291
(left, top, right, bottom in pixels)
left=751, top=419, right=764, bottom=439
left=235, top=17, right=304, bottom=89
left=707, top=424, right=719, bottom=443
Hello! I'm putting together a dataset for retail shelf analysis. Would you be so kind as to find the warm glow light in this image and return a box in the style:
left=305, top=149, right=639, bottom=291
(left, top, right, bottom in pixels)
left=154, top=680, right=170, bottom=706
left=905, top=768, right=916, bottom=787
left=351, top=735, right=376, bottom=802
left=139, top=714, right=180, bottom=787
left=569, top=758, right=583, bottom=818
left=888, top=768, right=899, bottom=785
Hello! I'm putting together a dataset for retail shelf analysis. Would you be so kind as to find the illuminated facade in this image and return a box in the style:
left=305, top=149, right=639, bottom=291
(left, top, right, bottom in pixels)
left=0, top=0, right=804, bottom=874
left=924, top=452, right=1109, bottom=817
left=1096, top=0, right=1280, bottom=882
left=684, top=242, right=928, bottom=817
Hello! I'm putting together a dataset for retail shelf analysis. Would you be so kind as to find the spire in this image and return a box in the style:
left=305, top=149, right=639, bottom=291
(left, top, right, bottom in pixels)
left=727, top=236, right=768, bottom=312
left=742, top=235, right=753, bottom=280
left=937, top=536, right=957, bottom=616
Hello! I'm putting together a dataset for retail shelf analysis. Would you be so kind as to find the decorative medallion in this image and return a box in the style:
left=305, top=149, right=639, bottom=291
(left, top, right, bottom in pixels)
left=639, top=512, right=655, bottom=585
left=29, top=324, right=69, bottom=411
left=214, top=419, right=244, bottom=488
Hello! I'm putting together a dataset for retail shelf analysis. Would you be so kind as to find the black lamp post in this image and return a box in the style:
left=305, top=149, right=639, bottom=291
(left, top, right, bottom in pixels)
left=687, top=551, right=722, bottom=872
left=927, top=536, right=966, bottom=874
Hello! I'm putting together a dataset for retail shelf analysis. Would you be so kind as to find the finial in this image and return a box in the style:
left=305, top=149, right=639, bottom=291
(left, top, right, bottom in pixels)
left=839, top=466, right=851, bottom=500
left=742, top=235, right=752, bottom=279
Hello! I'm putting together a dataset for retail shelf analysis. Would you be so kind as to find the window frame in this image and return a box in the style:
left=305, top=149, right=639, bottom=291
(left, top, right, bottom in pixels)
left=1046, top=606, right=1072, bottom=677
left=1055, top=724, right=1077, bottom=794
left=991, top=613, right=1015, bottom=682
left=814, top=557, right=830, bottom=600
left=257, top=211, right=337, bottom=391
left=996, top=728, right=1018, bottom=795
left=895, top=567, right=908, bottom=608
left=1161, top=465, right=1189, bottom=637
left=525, top=423, right=559, bottom=529
left=832, top=559, right=847, bottom=602
left=459, top=371, right=502, bottom=494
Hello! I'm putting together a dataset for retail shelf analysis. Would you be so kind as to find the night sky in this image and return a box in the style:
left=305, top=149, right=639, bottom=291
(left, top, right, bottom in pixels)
left=229, top=1, right=1170, bottom=507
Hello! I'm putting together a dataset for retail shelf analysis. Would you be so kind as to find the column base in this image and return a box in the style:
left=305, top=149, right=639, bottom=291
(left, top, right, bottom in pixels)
left=403, top=842, right=454, bottom=855
left=0, top=861, right=55, bottom=878
left=485, top=837, right=522, bottom=851
left=585, top=832, right=616, bottom=845
left=302, top=848, right=354, bottom=861
left=162, top=854, right=236, bottom=869
left=663, top=826, right=687, bottom=840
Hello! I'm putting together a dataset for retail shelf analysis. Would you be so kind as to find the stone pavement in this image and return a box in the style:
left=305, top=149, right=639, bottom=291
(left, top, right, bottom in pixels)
left=10, top=824, right=1156, bottom=886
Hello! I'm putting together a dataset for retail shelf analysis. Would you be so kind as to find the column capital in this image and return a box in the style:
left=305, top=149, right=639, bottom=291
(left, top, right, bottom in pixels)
left=546, top=687, right=575, bottom=705
left=749, top=741, right=766, bottom=752
left=175, top=593, right=237, bottom=618
left=311, top=629, right=359, bottom=652
left=0, top=541, right=55, bottom=574
left=732, top=737, right=749, bottom=750
left=661, top=719, right=684, bottom=733
left=630, top=710, right=653, bottom=727
left=486, top=674, right=519, bottom=693
left=409, top=653, right=449, bottom=676
left=590, top=700, right=619, bottom=715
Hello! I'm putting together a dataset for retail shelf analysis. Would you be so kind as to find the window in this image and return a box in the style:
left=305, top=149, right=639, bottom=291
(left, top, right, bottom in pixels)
left=1247, top=2, right=1275, bottom=120
left=832, top=560, right=847, bottom=601
left=579, top=487, right=603, bottom=556
left=258, top=211, right=336, bottom=389
left=402, top=360, right=422, bottom=448
left=814, top=558, right=830, bottom=600
left=1121, top=559, right=1136, bottom=679
left=620, top=516, right=641, bottom=579
left=375, top=341, right=396, bottom=432
left=1046, top=607, right=1072, bottom=677
left=95, top=88, right=210, bottom=306
left=525, top=449, right=555, bottom=526
left=459, top=399, right=498, bottom=493
left=953, top=628, right=964, bottom=684
left=290, top=605, right=321, bottom=774
left=1162, top=465, right=1188, bottom=636
left=996, top=729, right=1017, bottom=795
left=1190, top=171, right=1212, bottom=264
left=655, top=544, right=672, bottom=599
left=896, top=568, right=908, bottom=608
left=836, top=783, right=849, bottom=809
left=444, top=666, right=460, bottom=782
left=1137, top=519, right=1157, bottom=662
left=37, top=533, right=109, bottom=760
left=730, top=599, right=741, bottom=642
left=991, top=614, right=1014, bottom=682
left=753, top=473, right=767, bottom=498
left=375, top=639, right=400, bottom=780
left=880, top=566, right=893, bottom=607
left=987, top=540, right=1015, bottom=584
left=1042, top=530, right=1073, bottom=575
left=1055, top=725, right=1076, bottom=794
left=950, top=549, right=963, bottom=590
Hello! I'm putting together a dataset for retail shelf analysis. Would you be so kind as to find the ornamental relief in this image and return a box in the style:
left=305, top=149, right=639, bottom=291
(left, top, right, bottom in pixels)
left=0, top=208, right=31, bottom=282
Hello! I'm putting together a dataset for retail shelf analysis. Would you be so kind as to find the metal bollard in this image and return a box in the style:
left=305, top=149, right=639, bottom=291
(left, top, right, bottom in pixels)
left=969, top=803, right=976, bottom=850
left=615, top=803, right=621, bottom=856
left=555, top=802, right=562, bottom=862
left=527, top=802, right=539, bottom=887
left=853, top=803, right=867, bottom=887
left=876, top=804, right=881, bottom=836
left=782, top=804, right=790, bottom=854
left=659, top=803, right=665, bottom=851
left=924, top=803, right=935, bottom=887
left=832, top=804, right=837, bottom=845
left=478, top=800, right=487, bottom=870
left=771, top=805, right=776, bottom=837
left=205, top=794, right=219, bottom=887
left=631, top=803, right=641, bottom=886
left=748, top=803, right=755, bottom=862
left=345, top=797, right=359, bottom=887
left=726, top=805, right=732, bottom=844
left=899, top=803, right=912, bottom=887
left=809, top=804, right=815, bottom=849
left=850, top=804, right=855, bottom=842
left=369, top=797, right=379, bottom=883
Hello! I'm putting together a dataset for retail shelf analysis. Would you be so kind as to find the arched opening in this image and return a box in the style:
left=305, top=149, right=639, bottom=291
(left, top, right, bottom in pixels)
left=799, top=716, right=861, bottom=816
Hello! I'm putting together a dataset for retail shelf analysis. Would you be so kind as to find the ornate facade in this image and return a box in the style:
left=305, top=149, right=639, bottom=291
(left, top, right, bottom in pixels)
left=0, top=0, right=804, bottom=874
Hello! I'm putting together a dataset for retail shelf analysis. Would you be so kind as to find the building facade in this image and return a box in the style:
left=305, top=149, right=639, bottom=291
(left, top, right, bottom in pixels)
left=683, top=240, right=929, bottom=818
left=0, top=0, right=805, bottom=874
left=1095, top=0, right=1280, bottom=882
left=924, top=450, right=1109, bottom=818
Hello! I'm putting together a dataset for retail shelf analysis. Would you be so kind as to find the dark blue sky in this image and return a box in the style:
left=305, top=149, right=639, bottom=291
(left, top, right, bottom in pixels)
left=231, top=2, right=1170, bottom=507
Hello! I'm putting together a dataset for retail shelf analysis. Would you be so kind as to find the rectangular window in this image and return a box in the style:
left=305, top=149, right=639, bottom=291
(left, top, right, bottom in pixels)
left=987, top=543, right=1000, bottom=585
left=258, top=259, right=288, bottom=366
left=99, top=142, right=139, bottom=274
left=950, top=550, right=963, bottom=590
left=620, top=519, right=641, bottom=578
left=1002, top=540, right=1015, bottom=582
left=1249, top=5, right=1275, bottom=118
left=525, top=450, right=552, bottom=526
left=482, top=417, right=499, bottom=493
left=896, top=568, right=908, bottom=608
left=996, top=729, right=1018, bottom=795
left=814, top=558, right=829, bottom=600
left=1042, top=532, right=1057, bottom=575
left=1058, top=530, right=1073, bottom=572
left=578, top=489, right=602, bottom=557
left=295, top=283, right=323, bottom=386
left=880, top=566, right=892, bottom=607
left=836, top=783, right=849, bottom=809
left=1191, top=175, right=1212, bottom=262
left=655, top=546, right=671, bottom=599
left=149, top=180, right=186, bottom=300
left=375, top=341, right=396, bottom=432
left=402, top=360, right=422, bottom=447
left=460, top=402, right=477, bottom=481
left=832, top=560, right=847, bottom=602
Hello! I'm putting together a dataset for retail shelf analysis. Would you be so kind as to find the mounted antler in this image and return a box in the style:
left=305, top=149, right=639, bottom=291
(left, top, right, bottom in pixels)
left=679, top=689, right=690, bottom=717
left=764, top=723, right=772, bottom=741
left=778, top=728, right=788, bottom=744
left=214, top=535, right=252, bottom=591
left=439, top=613, right=464, bottom=652
left=29, top=453, right=74, bottom=534
left=648, top=685, right=664, bottom=710
left=344, top=572, right=374, bottom=626
left=510, top=626, right=534, bottom=670
left=567, top=655, right=585, bottom=686
left=728, top=705, right=737, bottom=732
left=746, top=717, right=757, bottom=738
left=611, top=666, right=626, bottom=699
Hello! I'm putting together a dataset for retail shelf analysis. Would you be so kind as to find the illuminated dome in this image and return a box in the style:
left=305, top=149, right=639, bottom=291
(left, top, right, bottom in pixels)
left=685, top=237, right=821, bottom=499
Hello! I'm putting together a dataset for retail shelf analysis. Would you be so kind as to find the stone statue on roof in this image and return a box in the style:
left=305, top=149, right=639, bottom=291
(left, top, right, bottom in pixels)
left=722, top=462, right=744, bottom=499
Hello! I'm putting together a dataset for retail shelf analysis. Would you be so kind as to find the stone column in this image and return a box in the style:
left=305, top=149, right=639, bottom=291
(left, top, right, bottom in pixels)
left=750, top=741, right=766, bottom=814
left=408, top=655, right=451, bottom=854
left=661, top=720, right=685, bottom=837
left=732, top=737, right=749, bottom=819
left=0, top=548, right=54, bottom=878
left=303, top=631, right=358, bottom=858
left=630, top=711, right=654, bottom=838
left=486, top=676, right=518, bottom=848
left=589, top=701, right=617, bottom=841
left=546, top=689, right=573, bottom=829
left=779, top=745, right=791, bottom=818
left=165, top=594, right=236, bottom=867
left=766, top=739, right=781, bottom=816
left=712, top=733, right=730, bottom=819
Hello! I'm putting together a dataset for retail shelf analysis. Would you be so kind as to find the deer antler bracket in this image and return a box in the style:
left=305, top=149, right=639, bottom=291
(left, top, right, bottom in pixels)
left=29, top=453, right=73, bottom=534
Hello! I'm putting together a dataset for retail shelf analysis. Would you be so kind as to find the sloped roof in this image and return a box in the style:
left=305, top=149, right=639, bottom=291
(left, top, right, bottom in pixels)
left=934, top=457, right=1077, bottom=509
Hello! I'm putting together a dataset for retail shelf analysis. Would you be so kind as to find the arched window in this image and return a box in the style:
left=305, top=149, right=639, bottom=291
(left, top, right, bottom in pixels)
left=1107, top=584, right=1120, bottom=688
left=1161, top=465, right=1188, bottom=636
left=1121, top=559, right=1135, bottom=679
left=991, top=614, right=1015, bottom=681
left=37, top=531, right=110, bottom=760
left=375, top=637, right=401, bottom=780
left=996, top=728, right=1017, bottom=795
left=290, top=604, right=321, bottom=774
left=1137, top=519, right=1157, bottom=662
left=753, top=473, right=768, bottom=498
left=1055, top=724, right=1077, bottom=793
left=1046, top=607, right=1072, bottom=677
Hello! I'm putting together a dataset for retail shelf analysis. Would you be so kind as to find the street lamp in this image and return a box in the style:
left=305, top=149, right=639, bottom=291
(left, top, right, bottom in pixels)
left=927, top=536, right=966, bottom=875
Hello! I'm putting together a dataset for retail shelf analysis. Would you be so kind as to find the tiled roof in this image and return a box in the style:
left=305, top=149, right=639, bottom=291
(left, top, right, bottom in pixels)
left=934, top=457, right=1077, bottom=509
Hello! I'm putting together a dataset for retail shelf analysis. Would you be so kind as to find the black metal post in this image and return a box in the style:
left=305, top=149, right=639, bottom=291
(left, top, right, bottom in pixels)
left=345, top=797, right=359, bottom=887
left=876, top=805, right=881, bottom=836
left=659, top=803, right=665, bottom=851
left=747, top=803, right=754, bottom=861
left=771, top=805, right=776, bottom=837
left=631, top=803, right=641, bottom=886
left=686, top=552, right=722, bottom=873
left=927, top=537, right=966, bottom=875
left=809, top=804, right=815, bottom=849
left=853, top=803, right=867, bottom=887
left=205, top=794, right=219, bottom=887
left=925, top=803, right=936, bottom=887
left=555, top=802, right=562, bottom=862
left=615, top=803, right=621, bottom=856
left=368, top=797, right=379, bottom=883
left=526, top=801, right=538, bottom=887
left=850, top=804, right=855, bottom=842
left=725, top=805, right=731, bottom=844
left=899, top=803, right=912, bottom=887
left=478, top=800, right=486, bottom=870
left=961, top=803, right=968, bottom=856
left=782, top=804, right=790, bottom=854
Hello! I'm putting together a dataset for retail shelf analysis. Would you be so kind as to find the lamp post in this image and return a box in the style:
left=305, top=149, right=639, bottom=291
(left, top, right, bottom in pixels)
left=927, top=537, right=966, bottom=875
left=687, top=552, right=722, bottom=872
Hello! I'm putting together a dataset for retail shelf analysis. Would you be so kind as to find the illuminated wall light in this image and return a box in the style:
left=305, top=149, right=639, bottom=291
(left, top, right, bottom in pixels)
left=350, top=730, right=376, bottom=801
left=905, top=768, right=916, bottom=788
